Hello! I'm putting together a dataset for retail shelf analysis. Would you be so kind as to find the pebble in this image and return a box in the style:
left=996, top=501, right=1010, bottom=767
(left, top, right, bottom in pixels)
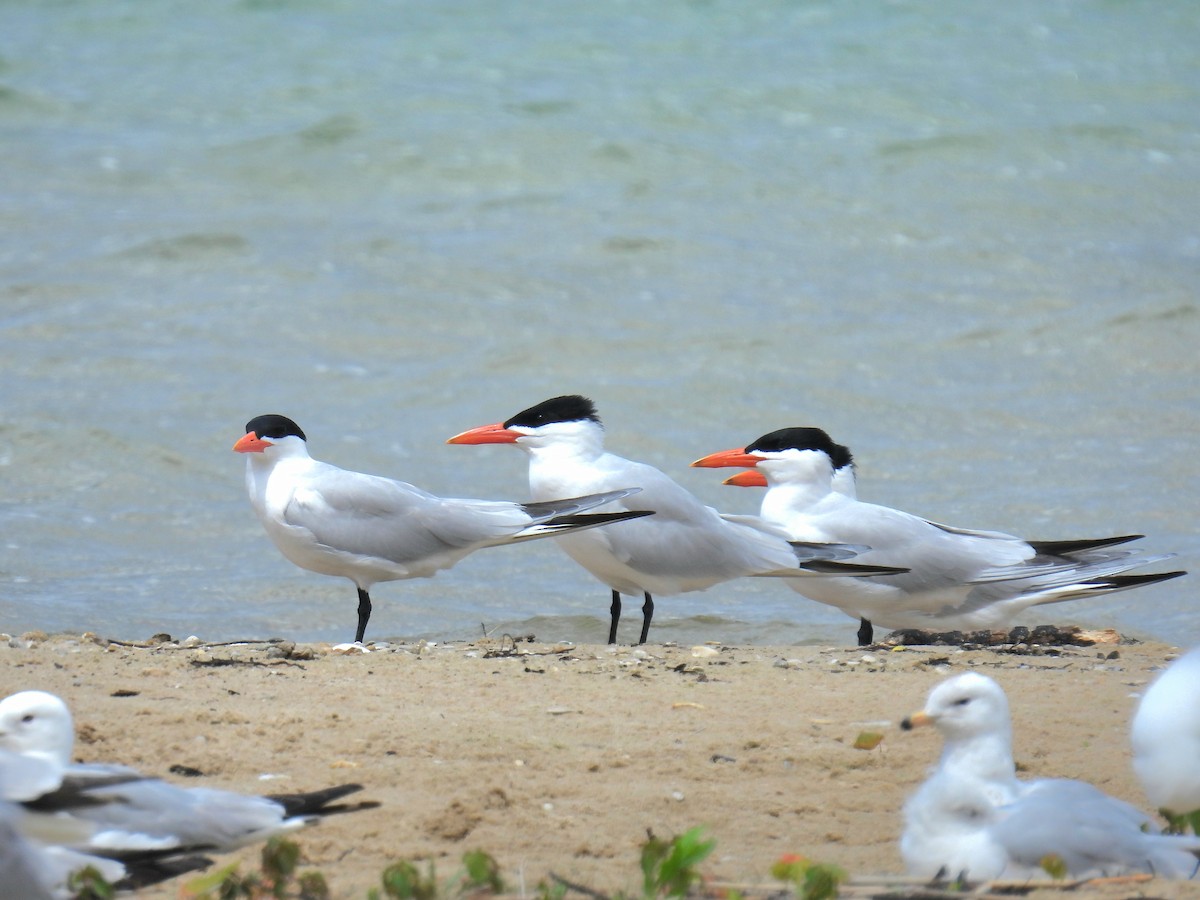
left=266, top=641, right=296, bottom=660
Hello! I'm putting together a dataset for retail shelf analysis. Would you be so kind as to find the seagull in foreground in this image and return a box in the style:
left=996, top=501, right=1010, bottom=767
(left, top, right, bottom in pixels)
left=0, top=785, right=212, bottom=899
left=0, top=795, right=103, bottom=900
left=447, top=396, right=907, bottom=644
left=900, top=672, right=1200, bottom=882
left=692, top=426, right=1185, bottom=645
left=235, top=414, right=654, bottom=644
left=1132, top=646, right=1200, bottom=829
left=0, top=690, right=377, bottom=862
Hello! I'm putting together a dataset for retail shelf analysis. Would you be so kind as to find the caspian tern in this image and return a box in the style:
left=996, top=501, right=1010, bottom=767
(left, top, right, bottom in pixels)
left=446, top=396, right=907, bottom=645
left=0, top=690, right=377, bottom=860
left=900, top=673, right=1200, bottom=881
left=235, top=414, right=654, bottom=644
left=692, top=427, right=1185, bottom=646
left=1131, top=646, right=1200, bottom=826
left=720, top=428, right=870, bottom=640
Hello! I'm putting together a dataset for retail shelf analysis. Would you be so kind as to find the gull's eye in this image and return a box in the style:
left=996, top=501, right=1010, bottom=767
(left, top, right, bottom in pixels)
left=20, top=714, right=34, bottom=724
left=952, top=697, right=971, bottom=707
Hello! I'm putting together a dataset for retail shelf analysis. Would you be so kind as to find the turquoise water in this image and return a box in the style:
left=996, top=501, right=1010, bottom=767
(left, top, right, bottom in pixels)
left=1, top=1, right=1196, bottom=646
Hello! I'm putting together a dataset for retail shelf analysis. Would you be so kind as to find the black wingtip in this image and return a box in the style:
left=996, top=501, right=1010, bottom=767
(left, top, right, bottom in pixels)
left=550, top=510, right=655, bottom=527
left=266, top=782, right=369, bottom=817
left=116, top=853, right=215, bottom=890
left=801, top=559, right=910, bottom=576
left=1098, top=570, right=1187, bottom=589
left=1028, top=534, right=1144, bottom=556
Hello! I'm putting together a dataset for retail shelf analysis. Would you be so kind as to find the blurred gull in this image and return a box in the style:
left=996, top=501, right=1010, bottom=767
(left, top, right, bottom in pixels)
left=0, top=690, right=377, bottom=856
left=0, top=799, right=88, bottom=900
left=0, top=750, right=132, bottom=899
left=1132, top=647, right=1200, bottom=823
left=901, top=672, right=1200, bottom=881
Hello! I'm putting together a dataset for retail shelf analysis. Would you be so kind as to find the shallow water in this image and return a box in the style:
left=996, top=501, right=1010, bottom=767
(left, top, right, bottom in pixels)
left=1, top=1, right=1197, bottom=647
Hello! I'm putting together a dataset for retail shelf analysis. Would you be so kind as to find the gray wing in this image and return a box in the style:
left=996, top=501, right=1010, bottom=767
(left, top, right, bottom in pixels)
left=994, top=779, right=1200, bottom=879
left=284, top=465, right=539, bottom=565
left=66, top=774, right=297, bottom=851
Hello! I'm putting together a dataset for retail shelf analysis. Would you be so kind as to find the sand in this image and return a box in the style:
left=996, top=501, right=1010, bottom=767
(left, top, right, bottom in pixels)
left=4, top=629, right=1200, bottom=899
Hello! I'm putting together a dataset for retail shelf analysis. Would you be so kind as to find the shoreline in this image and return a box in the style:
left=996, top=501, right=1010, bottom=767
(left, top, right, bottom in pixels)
left=3, top=631, right=1197, bottom=898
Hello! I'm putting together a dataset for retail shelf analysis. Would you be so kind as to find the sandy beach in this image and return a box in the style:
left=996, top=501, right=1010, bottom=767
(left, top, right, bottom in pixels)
left=4, top=629, right=1200, bottom=899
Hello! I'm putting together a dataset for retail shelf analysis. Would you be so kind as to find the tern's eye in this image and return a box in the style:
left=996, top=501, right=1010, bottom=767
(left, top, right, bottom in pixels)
left=20, top=714, right=34, bottom=724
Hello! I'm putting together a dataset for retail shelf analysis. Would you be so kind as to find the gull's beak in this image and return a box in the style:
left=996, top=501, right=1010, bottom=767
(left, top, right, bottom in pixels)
left=900, top=710, right=934, bottom=731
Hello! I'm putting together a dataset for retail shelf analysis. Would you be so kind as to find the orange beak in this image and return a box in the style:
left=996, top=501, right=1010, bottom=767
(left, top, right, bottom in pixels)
left=233, top=432, right=272, bottom=453
left=690, top=448, right=763, bottom=469
left=723, top=470, right=768, bottom=488
left=446, top=422, right=521, bottom=445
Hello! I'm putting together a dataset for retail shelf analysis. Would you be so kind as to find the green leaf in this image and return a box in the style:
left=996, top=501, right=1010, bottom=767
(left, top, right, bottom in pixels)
left=380, top=860, right=438, bottom=900
left=298, top=870, right=331, bottom=900
left=461, top=850, right=505, bottom=893
left=800, top=863, right=846, bottom=900
left=852, top=732, right=884, bottom=751
left=66, top=866, right=116, bottom=900
left=640, top=827, right=715, bottom=898
left=1039, top=853, right=1068, bottom=880
left=182, top=862, right=243, bottom=897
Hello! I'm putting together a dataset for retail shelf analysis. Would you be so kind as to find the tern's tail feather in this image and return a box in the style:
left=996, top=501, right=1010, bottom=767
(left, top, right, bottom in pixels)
left=973, top=551, right=1179, bottom=587
left=1030, top=569, right=1187, bottom=605
left=755, top=557, right=910, bottom=578
left=788, top=540, right=873, bottom=562
left=1026, top=534, right=1144, bottom=556
left=520, top=488, right=641, bottom=521
left=509, top=509, right=654, bottom=543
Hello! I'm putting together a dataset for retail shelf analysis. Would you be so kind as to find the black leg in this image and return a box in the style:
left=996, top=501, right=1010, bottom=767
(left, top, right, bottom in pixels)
left=638, top=593, right=654, bottom=645
left=607, top=590, right=621, bottom=644
left=355, top=588, right=372, bottom=644
left=857, top=617, right=873, bottom=647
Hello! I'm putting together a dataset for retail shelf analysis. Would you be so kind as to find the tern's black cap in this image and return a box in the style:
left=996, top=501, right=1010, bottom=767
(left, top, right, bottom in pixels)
left=745, top=427, right=852, bottom=469
left=504, top=395, right=601, bottom=430
left=244, top=414, right=306, bottom=441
